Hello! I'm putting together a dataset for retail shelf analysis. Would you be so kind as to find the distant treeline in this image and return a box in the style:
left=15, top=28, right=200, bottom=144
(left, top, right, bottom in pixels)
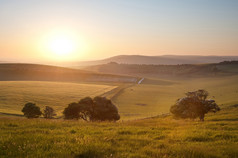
left=85, top=61, right=238, bottom=78
left=218, top=61, right=238, bottom=65
left=86, top=62, right=221, bottom=78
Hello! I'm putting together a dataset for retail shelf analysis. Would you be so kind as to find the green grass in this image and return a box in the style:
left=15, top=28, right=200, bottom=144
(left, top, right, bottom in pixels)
left=1, top=75, right=238, bottom=120
left=0, top=81, right=117, bottom=116
left=113, top=75, right=238, bottom=119
left=0, top=106, right=237, bottom=158
left=1, top=74, right=238, bottom=157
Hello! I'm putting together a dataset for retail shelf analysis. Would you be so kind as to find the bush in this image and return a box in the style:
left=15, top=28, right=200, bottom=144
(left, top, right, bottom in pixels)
left=170, top=89, right=220, bottom=121
left=43, top=106, right=56, bottom=119
left=63, top=96, right=120, bottom=121
left=22, top=102, right=42, bottom=118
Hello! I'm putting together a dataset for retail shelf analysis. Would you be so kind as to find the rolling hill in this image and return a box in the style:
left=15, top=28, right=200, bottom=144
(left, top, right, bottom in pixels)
left=0, top=63, right=138, bottom=83
left=0, top=81, right=117, bottom=116
left=84, top=62, right=238, bottom=79
left=75, top=55, right=238, bottom=66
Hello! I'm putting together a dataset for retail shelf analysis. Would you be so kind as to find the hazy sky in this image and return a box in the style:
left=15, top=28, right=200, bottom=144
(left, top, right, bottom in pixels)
left=0, top=0, right=238, bottom=62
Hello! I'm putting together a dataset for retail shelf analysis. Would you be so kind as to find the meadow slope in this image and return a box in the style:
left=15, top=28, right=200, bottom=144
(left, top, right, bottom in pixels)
left=0, top=105, right=237, bottom=158
left=0, top=81, right=117, bottom=116
left=0, top=63, right=137, bottom=83
left=1, top=75, right=238, bottom=120
left=112, top=75, right=238, bottom=119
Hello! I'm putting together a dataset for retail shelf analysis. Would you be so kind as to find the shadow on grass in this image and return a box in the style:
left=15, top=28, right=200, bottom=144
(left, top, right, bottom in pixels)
left=74, top=149, right=104, bottom=158
left=74, top=146, right=114, bottom=158
left=209, top=118, right=238, bottom=122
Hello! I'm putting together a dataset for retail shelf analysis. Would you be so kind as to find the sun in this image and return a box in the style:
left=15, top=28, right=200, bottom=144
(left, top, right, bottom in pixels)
left=39, top=29, right=87, bottom=61
left=48, top=35, right=76, bottom=57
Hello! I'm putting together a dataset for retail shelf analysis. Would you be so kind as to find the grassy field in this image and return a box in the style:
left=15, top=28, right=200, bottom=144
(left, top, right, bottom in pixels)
left=1, top=75, right=238, bottom=120
left=113, top=75, right=238, bottom=119
left=1, top=69, right=238, bottom=157
left=0, top=63, right=138, bottom=83
left=0, top=105, right=237, bottom=158
left=0, top=81, right=117, bottom=116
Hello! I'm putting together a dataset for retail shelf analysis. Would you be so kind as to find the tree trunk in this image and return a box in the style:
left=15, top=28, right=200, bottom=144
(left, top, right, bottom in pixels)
left=199, top=114, right=204, bottom=121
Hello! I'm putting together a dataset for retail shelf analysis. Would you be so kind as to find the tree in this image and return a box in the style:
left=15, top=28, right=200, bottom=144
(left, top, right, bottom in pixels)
left=22, top=102, right=42, bottom=118
left=91, top=96, right=120, bottom=121
left=63, top=102, right=81, bottom=120
left=77, top=97, right=94, bottom=121
left=43, top=106, right=56, bottom=119
left=170, top=90, right=220, bottom=121
left=63, top=96, right=120, bottom=121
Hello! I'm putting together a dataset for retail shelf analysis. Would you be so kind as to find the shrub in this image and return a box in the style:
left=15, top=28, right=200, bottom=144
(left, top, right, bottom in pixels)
left=170, top=89, right=220, bottom=121
left=22, top=102, right=42, bottom=118
left=43, top=106, right=56, bottom=119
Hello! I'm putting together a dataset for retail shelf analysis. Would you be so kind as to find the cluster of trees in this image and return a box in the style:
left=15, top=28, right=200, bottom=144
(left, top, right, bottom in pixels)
left=63, top=96, right=120, bottom=121
left=170, top=89, right=220, bottom=121
left=22, top=103, right=56, bottom=119
left=218, top=61, right=238, bottom=65
left=22, top=90, right=220, bottom=122
left=21, top=96, right=120, bottom=122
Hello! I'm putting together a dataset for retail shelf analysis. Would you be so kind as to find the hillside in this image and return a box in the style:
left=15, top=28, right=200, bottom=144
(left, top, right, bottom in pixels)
left=75, top=55, right=238, bottom=66
left=1, top=63, right=238, bottom=120
left=1, top=104, right=237, bottom=158
left=84, top=62, right=238, bottom=78
left=0, top=81, right=117, bottom=116
left=1, top=74, right=238, bottom=120
left=0, top=63, right=138, bottom=83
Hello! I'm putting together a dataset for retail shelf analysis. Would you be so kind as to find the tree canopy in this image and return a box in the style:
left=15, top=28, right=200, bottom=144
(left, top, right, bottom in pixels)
left=170, top=90, right=220, bottom=121
left=63, top=96, right=120, bottom=121
left=22, top=102, right=42, bottom=118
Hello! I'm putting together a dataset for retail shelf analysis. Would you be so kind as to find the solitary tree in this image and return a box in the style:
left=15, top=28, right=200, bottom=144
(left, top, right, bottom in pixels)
left=170, top=90, right=220, bottom=121
left=63, top=96, right=120, bottom=121
left=43, top=106, right=56, bottom=119
left=22, top=102, right=42, bottom=118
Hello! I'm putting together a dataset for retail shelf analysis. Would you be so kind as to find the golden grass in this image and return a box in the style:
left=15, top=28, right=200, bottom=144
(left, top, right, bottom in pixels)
left=1, top=75, right=238, bottom=120
left=0, top=106, right=237, bottom=158
left=114, top=75, right=238, bottom=119
left=0, top=81, right=117, bottom=116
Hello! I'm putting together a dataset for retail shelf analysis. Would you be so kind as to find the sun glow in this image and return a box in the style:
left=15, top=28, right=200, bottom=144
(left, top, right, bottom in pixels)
left=39, top=29, right=87, bottom=61
left=49, top=35, right=76, bottom=56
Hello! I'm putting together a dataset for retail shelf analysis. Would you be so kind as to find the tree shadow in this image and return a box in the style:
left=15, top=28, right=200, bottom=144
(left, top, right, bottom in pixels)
left=209, top=118, right=238, bottom=121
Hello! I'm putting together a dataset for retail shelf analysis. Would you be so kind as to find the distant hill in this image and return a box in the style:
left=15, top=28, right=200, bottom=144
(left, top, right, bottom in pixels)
left=76, top=55, right=238, bottom=66
left=84, top=62, right=238, bottom=78
left=0, top=63, right=138, bottom=83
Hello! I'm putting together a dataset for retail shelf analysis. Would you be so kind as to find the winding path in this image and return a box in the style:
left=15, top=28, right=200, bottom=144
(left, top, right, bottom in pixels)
left=138, top=78, right=144, bottom=84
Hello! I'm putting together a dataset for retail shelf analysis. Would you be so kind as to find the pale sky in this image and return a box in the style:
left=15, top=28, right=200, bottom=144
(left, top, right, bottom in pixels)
left=0, top=0, right=238, bottom=62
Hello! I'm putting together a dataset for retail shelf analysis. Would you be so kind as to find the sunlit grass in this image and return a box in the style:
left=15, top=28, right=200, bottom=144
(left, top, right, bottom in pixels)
left=0, top=106, right=237, bottom=158
left=1, top=75, right=238, bottom=120
left=0, top=81, right=117, bottom=116
left=114, top=75, right=238, bottom=119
